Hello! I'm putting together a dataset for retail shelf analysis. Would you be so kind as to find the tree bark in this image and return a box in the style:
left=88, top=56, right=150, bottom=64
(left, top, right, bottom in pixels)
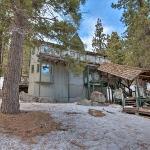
left=0, top=32, right=3, bottom=77
left=1, top=8, right=24, bottom=114
left=138, top=0, right=144, bottom=8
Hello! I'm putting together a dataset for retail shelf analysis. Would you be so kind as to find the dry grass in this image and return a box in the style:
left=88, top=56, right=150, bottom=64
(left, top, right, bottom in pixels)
left=0, top=111, right=60, bottom=139
left=88, top=109, right=105, bottom=117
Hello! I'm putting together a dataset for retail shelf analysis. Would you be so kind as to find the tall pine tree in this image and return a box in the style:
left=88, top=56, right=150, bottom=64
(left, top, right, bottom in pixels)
left=92, top=18, right=106, bottom=53
left=112, top=0, right=150, bottom=68
left=106, top=32, right=124, bottom=64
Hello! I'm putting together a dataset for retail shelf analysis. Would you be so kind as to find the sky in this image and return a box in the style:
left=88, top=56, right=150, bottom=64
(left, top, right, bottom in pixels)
left=78, top=0, right=125, bottom=51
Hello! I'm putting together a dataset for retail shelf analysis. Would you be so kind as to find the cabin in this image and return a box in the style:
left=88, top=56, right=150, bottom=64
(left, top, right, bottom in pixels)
left=28, top=44, right=150, bottom=114
left=28, top=45, right=109, bottom=103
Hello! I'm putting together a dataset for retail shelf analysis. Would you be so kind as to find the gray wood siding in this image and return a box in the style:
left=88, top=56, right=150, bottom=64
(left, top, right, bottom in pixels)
left=69, top=72, right=86, bottom=102
left=54, top=64, right=68, bottom=102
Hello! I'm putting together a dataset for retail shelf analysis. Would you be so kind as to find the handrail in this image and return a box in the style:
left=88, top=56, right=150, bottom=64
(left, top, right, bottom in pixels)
left=38, top=47, right=108, bottom=64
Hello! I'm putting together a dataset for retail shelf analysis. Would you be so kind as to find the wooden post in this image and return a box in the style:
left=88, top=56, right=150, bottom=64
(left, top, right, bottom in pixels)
left=87, top=66, right=90, bottom=99
left=136, top=78, right=140, bottom=109
left=121, top=88, right=125, bottom=108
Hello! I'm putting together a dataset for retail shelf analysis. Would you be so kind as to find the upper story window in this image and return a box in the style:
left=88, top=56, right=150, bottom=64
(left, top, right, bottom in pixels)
left=37, top=64, right=40, bottom=73
left=44, top=46, right=50, bottom=53
left=41, top=45, right=50, bottom=53
left=31, top=65, right=34, bottom=73
left=70, top=51, right=76, bottom=57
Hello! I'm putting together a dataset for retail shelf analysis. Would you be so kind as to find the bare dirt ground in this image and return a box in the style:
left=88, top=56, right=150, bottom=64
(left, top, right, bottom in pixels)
left=0, top=111, right=60, bottom=140
left=0, top=102, right=150, bottom=150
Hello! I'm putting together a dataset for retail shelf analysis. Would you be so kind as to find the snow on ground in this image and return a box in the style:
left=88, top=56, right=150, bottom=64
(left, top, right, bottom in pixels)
left=0, top=102, right=150, bottom=150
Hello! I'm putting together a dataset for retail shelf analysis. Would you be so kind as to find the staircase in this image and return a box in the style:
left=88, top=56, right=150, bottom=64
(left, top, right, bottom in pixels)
left=123, top=97, right=137, bottom=114
left=124, top=97, right=136, bottom=107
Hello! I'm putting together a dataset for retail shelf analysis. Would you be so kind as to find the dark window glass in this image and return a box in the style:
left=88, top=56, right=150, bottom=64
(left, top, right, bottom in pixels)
left=37, top=64, right=40, bottom=73
left=31, top=65, right=34, bottom=73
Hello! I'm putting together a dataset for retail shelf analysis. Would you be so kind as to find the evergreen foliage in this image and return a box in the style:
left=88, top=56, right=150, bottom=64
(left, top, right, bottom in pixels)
left=106, top=32, right=125, bottom=64
left=0, top=0, right=86, bottom=75
left=92, top=18, right=106, bottom=53
left=112, top=0, right=150, bottom=68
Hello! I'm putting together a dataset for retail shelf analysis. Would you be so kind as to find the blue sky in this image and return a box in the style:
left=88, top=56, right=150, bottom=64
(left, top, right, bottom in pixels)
left=79, top=0, right=125, bottom=50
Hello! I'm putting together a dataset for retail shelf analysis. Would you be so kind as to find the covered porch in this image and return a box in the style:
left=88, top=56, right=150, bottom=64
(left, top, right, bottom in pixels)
left=98, top=63, right=150, bottom=116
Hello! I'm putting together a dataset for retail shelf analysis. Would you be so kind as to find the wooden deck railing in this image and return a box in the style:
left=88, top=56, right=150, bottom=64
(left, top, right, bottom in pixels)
left=38, top=47, right=109, bottom=64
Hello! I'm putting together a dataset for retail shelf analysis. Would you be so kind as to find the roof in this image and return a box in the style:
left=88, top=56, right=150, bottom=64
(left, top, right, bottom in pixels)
left=98, top=63, right=148, bottom=81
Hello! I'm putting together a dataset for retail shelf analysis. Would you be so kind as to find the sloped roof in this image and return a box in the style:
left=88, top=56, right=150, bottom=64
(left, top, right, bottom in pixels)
left=98, top=63, right=145, bottom=81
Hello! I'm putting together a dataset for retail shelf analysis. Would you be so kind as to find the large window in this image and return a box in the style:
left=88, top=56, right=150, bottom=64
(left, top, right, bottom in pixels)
left=41, top=64, right=54, bottom=83
left=41, top=64, right=49, bottom=74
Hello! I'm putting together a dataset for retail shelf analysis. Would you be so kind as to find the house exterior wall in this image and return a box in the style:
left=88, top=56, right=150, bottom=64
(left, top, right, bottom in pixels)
left=28, top=48, right=40, bottom=96
left=28, top=60, right=85, bottom=102
left=69, top=72, right=86, bottom=102
left=28, top=50, right=69, bottom=102
left=53, top=64, right=69, bottom=102
left=28, top=46, right=107, bottom=103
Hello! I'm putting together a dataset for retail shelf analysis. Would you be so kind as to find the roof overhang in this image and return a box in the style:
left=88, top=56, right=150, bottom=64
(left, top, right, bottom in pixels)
left=98, top=63, right=150, bottom=81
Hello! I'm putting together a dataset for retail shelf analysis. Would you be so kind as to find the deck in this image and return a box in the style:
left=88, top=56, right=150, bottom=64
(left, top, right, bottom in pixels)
left=123, top=106, right=150, bottom=117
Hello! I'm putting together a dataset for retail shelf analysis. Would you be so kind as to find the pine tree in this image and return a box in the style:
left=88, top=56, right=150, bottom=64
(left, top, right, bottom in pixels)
left=49, top=21, right=85, bottom=51
left=112, top=0, right=150, bottom=68
left=0, top=4, right=10, bottom=76
left=0, top=0, right=86, bottom=114
left=92, top=18, right=106, bottom=53
left=106, top=32, right=124, bottom=64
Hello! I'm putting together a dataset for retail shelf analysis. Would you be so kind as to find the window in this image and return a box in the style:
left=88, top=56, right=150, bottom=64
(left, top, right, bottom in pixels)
left=37, top=64, right=40, bottom=73
left=41, top=64, right=49, bottom=74
left=43, top=46, right=50, bottom=53
left=41, top=64, right=54, bottom=83
left=31, top=65, right=34, bottom=73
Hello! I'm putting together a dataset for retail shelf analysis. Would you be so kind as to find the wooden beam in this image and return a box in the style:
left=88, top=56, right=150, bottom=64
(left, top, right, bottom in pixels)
left=139, top=75, right=150, bottom=78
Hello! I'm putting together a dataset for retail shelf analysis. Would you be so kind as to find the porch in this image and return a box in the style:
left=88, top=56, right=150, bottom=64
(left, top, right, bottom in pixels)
left=98, top=63, right=150, bottom=116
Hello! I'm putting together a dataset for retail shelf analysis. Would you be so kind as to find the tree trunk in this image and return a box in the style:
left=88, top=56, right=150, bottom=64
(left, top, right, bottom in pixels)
left=138, top=0, right=144, bottom=8
left=1, top=28, right=24, bottom=114
left=0, top=32, right=3, bottom=77
left=1, top=30, right=24, bottom=114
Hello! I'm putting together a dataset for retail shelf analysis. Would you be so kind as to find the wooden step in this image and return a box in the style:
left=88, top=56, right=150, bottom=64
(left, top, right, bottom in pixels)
left=125, top=102, right=136, bottom=106
left=123, top=107, right=150, bottom=117
left=139, top=108, right=150, bottom=116
left=123, top=107, right=138, bottom=114
left=125, top=100, right=136, bottom=102
left=125, top=102, right=136, bottom=105
left=125, top=105, right=136, bottom=107
left=124, top=97, right=136, bottom=107
left=125, top=101, right=136, bottom=104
